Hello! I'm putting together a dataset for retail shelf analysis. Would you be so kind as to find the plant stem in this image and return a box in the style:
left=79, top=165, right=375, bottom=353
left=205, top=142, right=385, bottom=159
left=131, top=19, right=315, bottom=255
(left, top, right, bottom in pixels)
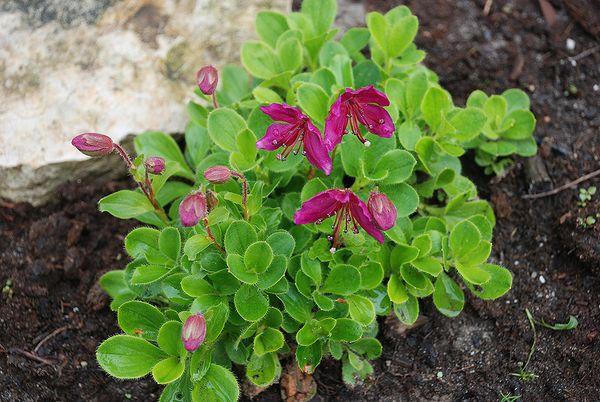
left=231, top=171, right=249, bottom=220
left=113, top=143, right=133, bottom=169
left=211, top=93, right=219, bottom=109
left=203, top=218, right=225, bottom=254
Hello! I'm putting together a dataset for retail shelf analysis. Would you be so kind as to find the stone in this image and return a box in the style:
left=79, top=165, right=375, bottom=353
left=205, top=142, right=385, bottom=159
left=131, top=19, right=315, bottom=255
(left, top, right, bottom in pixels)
left=0, top=0, right=291, bottom=205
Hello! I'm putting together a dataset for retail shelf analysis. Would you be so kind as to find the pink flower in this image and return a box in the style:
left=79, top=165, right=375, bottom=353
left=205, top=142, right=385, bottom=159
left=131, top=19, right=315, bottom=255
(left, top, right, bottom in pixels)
left=181, top=313, right=206, bottom=352
left=145, top=156, right=165, bottom=175
left=324, top=85, right=395, bottom=150
left=367, top=192, right=397, bottom=231
left=293, top=189, right=384, bottom=248
left=204, top=165, right=232, bottom=184
left=71, top=133, right=114, bottom=157
left=179, top=192, right=207, bottom=227
left=196, top=65, right=218, bottom=95
left=258, top=103, right=332, bottom=175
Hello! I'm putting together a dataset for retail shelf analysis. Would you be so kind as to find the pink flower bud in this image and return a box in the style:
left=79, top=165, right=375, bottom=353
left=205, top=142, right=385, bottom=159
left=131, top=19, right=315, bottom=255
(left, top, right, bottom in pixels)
left=181, top=313, right=206, bottom=352
left=179, top=192, right=207, bottom=227
left=367, top=192, right=397, bottom=231
left=145, top=156, right=165, bottom=174
left=71, top=133, right=114, bottom=157
left=196, top=65, right=218, bottom=95
left=204, top=165, right=232, bottom=184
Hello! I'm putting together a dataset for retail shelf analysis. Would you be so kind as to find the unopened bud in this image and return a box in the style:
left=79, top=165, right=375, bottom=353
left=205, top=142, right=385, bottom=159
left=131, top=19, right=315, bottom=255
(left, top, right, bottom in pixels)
left=367, top=191, right=397, bottom=231
left=196, top=65, right=218, bottom=95
left=204, top=165, right=232, bottom=184
left=181, top=313, right=206, bottom=352
left=145, top=156, right=165, bottom=175
left=179, top=192, right=207, bottom=227
left=71, top=133, right=114, bottom=157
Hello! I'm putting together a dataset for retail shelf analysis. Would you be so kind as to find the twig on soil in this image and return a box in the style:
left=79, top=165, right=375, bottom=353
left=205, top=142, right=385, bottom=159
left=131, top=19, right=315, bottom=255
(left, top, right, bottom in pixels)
left=10, top=348, right=57, bottom=366
left=483, top=0, right=493, bottom=16
left=33, top=326, right=68, bottom=354
left=567, top=45, right=600, bottom=63
left=522, top=168, right=600, bottom=199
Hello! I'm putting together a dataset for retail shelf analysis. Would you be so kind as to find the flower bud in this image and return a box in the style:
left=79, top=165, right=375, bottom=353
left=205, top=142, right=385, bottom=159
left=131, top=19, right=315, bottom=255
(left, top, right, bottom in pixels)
left=181, top=313, right=206, bottom=352
left=145, top=156, right=165, bottom=175
left=367, top=192, right=397, bottom=231
left=204, top=165, right=232, bottom=184
left=196, top=65, right=218, bottom=95
left=179, top=192, right=207, bottom=227
left=71, top=133, right=114, bottom=157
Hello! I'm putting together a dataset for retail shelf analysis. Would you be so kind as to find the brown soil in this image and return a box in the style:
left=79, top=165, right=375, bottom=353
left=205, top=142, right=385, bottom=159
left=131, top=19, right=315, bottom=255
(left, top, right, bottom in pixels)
left=2, top=0, right=599, bottom=401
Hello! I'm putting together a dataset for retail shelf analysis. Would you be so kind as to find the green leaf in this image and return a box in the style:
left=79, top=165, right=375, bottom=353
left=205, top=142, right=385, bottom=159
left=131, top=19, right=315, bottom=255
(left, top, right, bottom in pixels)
left=205, top=303, right=229, bottom=343
left=185, top=123, right=210, bottom=168
left=379, top=183, right=419, bottom=218
left=421, top=87, right=452, bottom=132
left=366, top=12, right=387, bottom=56
left=466, top=264, right=512, bottom=299
left=450, top=108, right=487, bottom=142
left=118, top=301, right=166, bottom=340
left=397, top=121, right=422, bottom=151
left=207, top=108, right=246, bottom=152
left=241, top=41, right=280, bottom=80
left=301, top=0, right=337, bottom=35
left=319, top=41, right=349, bottom=67
left=501, top=110, right=536, bottom=140
left=449, top=220, right=481, bottom=258
left=350, top=338, right=382, bottom=359
left=184, top=235, right=212, bottom=260
left=153, top=356, right=185, bottom=384
left=234, top=285, right=269, bottom=322
left=296, top=341, right=323, bottom=373
left=374, top=150, right=416, bottom=184
left=330, top=318, right=362, bottom=342
left=301, top=254, right=322, bottom=287
left=99, top=270, right=136, bottom=310
left=134, top=131, right=193, bottom=179
left=390, top=244, right=419, bottom=266
left=131, top=265, right=172, bottom=285
left=221, top=64, right=252, bottom=104
left=252, top=86, right=282, bottom=104
left=393, top=294, right=419, bottom=325
left=256, top=11, right=289, bottom=48
left=278, top=286, right=313, bottom=323
left=353, top=60, right=382, bottom=88
left=192, top=364, right=239, bottom=402
left=455, top=262, right=492, bottom=285
left=277, top=37, right=303, bottom=73
left=159, top=227, right=180, bottom=262
left=266, top=231, right=295, bottom=257
left=502, top=88, right=530, bottom=112
left=359, top=261, right=384, bottom=290
left=157, top=321, right=185, bottom=356
left=433, top=273, right=465, bottom=317
left=297, top=83, right=329, bottom=123
left=97, top=335, right=167, bottom=379
left=246, top=352, right=281, bottom=387
left=181, top=275, right=216, bottom=297
left=538, top=315, right=578, bottom=331
left=322, top=264, right=361, bottom=295
left=400, top=264, right=430, bottom=290
left=387, top=15, right=418, bottom=58
left=257, top=255, right=287, bottom=290
left=387, top=274, right=408, bottom=304
left=125, top=227, right=160, bottom=259
left=244, top=241, right=273, bottom=274
left=99, top=190, right=155, bottom=219
left=254, top=328, right=285, bottom=356
left=340, top=27, right=370, bottom=55
left=411, top=256, right=443, bottom=276
left=224, top=220, right=257, bottom=255
left=227, top=254, right=257, bottom=284
left=347, top=294, right=375, bottom=325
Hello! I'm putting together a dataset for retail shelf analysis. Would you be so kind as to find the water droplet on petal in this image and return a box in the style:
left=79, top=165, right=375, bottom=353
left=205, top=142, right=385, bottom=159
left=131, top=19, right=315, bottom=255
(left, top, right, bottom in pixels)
left=272, top=139, right=278, bottom=145
left=327, top=235, right=333, bottom=241
left=301, top=150, right=306, bottom=155
left=316, top=219, right=322, bottom=224
left=353, top=228, right=359, bottom=234
left=346, top=114, right=352, bottom=118
left=293, top=150, right=298, bottom=155
left=329, top=247, right=336, bottom=254
left=368, top=124, right=373, bottom=129
left=344, top=129, right=349, bottom=134
left=274, top=129, right=279, bottom=135
left=378, top=119, right=384, bottom=124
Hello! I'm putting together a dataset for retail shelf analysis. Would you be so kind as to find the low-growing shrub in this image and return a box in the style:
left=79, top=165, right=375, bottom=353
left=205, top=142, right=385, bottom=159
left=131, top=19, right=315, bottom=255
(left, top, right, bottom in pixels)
left=72, top=1, right=536, bottom=400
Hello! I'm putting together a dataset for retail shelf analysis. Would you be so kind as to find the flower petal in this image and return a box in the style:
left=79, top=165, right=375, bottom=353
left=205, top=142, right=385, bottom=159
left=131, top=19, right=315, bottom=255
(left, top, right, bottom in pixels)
left=260, top=103, right=302, bottom=123
left=352, top=85, right=390, bottom=106
left=324, top=97, right=348, bottom=151
left=256, top=123, right=294, bottom=150
left=357, top=103, right=395, bottom=138
left=293, top=189, right=344, bottom=224
left=303, top=122, right=332, bottom=175
left=348, top=193, right=385, bottom=243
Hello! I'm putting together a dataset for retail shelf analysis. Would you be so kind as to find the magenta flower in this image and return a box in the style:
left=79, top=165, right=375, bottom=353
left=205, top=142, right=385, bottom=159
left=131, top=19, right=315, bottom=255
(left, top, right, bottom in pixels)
left=179, top=192, right=207, bottom=227
left=196, top=65, right=218, bottom=95
left=145, top=156, right=165, bottom=175
left=324, top=85, right=395, bottom=150
left=258, top=104, right=332, bottom=175
left=71, top=133, right=114, bottom=157
left=293, top=189, right=384, bottom=249
left=204, top=165, right=232, bottom=184
left=367, top=191, right=397, bottom=231
left=181, top=313, right=206, bottom=352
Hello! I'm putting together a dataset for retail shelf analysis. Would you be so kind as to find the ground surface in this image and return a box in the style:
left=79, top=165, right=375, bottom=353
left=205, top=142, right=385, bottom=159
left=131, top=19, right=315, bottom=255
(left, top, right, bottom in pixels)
left=1, top=0, right=599, bottom=401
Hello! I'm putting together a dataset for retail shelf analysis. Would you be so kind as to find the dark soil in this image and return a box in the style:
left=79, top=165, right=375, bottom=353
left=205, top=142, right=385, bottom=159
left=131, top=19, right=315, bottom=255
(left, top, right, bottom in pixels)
left=2, top=0, right=599, bottom=401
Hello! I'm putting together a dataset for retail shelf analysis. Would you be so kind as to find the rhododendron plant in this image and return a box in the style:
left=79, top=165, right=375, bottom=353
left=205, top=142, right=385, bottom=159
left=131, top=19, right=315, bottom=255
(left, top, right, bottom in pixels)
left=80, top=1, right=537, bottom=400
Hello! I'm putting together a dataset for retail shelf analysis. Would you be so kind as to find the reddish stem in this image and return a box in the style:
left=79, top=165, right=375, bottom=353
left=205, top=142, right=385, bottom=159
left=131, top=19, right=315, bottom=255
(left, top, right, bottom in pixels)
left=203, top=218, right=225, bottom=254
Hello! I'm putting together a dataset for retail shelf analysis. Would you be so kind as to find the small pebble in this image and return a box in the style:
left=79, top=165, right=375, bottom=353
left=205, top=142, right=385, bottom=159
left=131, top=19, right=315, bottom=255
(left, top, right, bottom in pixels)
left=539, top=275, right=546, bottom=284
left=593, top=84, right=599, bottom=92
left=531, top=271, right=538, bottom=278
left=570, top=59, right=577, bottom=67
left=80, top=361, right=88, bottom=368
left=73, top=306, right=79, bottom=313
left=437, top=371, right=443, bottom=379
left=566, top=38, right=576, bottom=51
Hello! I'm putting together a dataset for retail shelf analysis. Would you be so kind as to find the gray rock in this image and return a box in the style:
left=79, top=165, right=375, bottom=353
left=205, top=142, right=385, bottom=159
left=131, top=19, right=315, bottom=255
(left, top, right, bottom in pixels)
left=0, top=0, right=290, bottom=205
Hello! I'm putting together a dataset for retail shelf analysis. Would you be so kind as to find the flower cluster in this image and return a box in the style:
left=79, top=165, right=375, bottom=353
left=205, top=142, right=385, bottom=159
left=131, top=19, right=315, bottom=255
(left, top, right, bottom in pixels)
left=81, top=2, right=533, bottom=400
